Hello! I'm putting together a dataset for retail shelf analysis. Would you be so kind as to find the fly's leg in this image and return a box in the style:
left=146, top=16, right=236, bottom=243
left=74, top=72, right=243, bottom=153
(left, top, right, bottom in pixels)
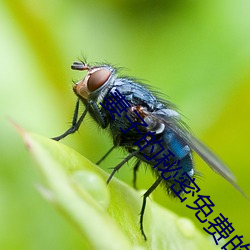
left=96, top=145, right=116, bottom=165
left=89, top=100, right=107, bottom=129
left=107, top=149, right=139, bottom=184
left=140, top=176, right=162, bottom=240
left=133, top=160, right=141, bottom=189
left=52, top=99, right=88, bottom=141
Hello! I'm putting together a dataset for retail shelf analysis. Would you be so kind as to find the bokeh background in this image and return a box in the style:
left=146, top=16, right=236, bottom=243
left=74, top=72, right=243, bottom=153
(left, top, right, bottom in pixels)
left=1, top=0, right=250, bottom=249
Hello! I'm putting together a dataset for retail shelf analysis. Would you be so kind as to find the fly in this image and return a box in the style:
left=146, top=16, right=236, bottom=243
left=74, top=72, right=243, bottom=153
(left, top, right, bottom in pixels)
left=52, top=60, right=246, bottom=240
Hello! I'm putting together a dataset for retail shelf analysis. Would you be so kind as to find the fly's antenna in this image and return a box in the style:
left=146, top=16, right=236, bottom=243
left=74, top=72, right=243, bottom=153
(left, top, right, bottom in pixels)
left=71, top=61, right=89, bottom=71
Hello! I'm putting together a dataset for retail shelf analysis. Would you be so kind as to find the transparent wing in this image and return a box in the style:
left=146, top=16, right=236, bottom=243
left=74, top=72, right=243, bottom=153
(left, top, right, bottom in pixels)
left=151, top=112, right=247, bottom=198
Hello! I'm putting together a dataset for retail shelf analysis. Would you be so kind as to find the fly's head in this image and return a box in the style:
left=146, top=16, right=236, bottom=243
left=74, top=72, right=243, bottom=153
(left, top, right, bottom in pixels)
left=72, top=61, right=116, bottom=102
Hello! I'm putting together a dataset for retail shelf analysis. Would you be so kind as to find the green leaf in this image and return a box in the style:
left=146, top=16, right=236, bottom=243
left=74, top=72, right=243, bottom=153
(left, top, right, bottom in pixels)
left=19, top=128, right=217, bottom=250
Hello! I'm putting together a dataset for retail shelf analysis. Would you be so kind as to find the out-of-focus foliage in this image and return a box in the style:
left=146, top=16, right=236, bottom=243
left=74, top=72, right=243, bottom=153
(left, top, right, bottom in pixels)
left=17, top=129, right=217, bottom=250
left=0, top=0, right=250, bottom=249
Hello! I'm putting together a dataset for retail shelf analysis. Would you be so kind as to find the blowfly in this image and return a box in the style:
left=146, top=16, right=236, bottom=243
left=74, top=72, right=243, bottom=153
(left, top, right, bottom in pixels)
left=52, top=60, right=246, bottom=240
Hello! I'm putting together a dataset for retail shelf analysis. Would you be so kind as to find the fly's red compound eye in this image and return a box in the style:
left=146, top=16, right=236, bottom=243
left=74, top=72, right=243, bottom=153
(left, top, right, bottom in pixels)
left=87, top=68, right=111, bottom=92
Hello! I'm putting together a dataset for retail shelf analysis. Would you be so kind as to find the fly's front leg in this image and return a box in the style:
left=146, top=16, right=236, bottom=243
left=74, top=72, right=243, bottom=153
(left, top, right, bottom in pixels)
left=89, top=100, right=108, bottom=129
left=52, top=99, right=89, bottom=141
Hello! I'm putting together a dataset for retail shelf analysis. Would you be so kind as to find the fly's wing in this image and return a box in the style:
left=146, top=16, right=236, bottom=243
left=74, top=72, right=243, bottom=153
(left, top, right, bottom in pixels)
left=151, top=111, right=248, bottom=199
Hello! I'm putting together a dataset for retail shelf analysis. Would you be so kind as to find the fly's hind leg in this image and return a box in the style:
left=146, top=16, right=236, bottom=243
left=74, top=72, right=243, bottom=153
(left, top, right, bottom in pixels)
left=140, top=176, right=162, bottom=240
left=133, top=160, right=141, bottom=189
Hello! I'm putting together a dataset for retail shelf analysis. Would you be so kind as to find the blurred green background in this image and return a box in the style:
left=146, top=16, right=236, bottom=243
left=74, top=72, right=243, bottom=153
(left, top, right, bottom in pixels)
left=1, top=0, right=250, bottom=249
